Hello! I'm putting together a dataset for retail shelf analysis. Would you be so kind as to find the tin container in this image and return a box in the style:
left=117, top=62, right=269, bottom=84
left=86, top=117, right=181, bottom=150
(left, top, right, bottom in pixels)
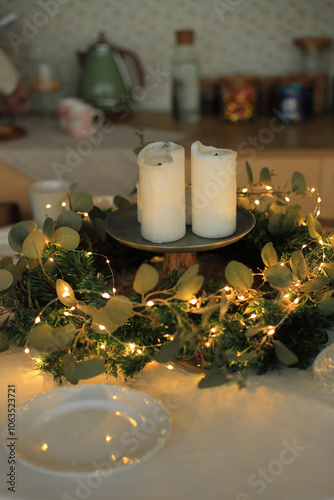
left=276, top=75, right=313, bottom=122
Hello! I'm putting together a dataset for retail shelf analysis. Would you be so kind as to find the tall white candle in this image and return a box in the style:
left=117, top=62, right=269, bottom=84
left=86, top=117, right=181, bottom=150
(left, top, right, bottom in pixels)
left=138, top=142, right=186, bottom=243
left=191, top=141, right=237, bottom=238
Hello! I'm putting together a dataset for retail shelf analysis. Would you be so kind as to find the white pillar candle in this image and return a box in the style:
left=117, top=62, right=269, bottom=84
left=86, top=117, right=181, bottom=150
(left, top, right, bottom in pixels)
left=135, top=181, right=141, bottom=223
left=191, top=141, right=237, bottom=238
left=138, top=142, right=186, bottom=243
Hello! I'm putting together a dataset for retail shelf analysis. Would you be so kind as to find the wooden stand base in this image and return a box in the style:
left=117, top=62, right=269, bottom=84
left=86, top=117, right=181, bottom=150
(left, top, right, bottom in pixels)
left=163, top=252, right=198, bottom=275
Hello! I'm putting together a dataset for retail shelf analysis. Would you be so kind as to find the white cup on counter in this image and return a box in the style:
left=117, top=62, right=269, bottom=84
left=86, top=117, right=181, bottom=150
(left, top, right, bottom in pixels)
left=28, top=180, right=72, bottom=228
left=58, top=98, right=83, bottom=132
left=67, top=102, right=104, bottom=138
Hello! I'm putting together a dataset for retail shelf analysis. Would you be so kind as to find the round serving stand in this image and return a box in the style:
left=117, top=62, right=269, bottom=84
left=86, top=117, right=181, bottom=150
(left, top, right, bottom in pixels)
left=105, top=204, right=256, bottom=274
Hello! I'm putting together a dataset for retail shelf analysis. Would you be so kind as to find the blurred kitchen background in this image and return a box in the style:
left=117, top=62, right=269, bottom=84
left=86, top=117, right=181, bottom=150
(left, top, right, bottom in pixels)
left=1, top=0, right=334, bottom=227
left=1, top=0, right=334, bottom=114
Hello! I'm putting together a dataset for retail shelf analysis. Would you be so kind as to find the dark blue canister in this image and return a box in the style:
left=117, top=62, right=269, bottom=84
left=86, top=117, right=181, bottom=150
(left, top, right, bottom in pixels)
left=277, top=78, right=313, bottom=122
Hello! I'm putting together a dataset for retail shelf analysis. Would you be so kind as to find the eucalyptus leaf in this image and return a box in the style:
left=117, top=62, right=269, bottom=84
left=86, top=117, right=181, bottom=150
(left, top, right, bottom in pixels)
left=63, top=357, right=79, bottom=385
left=71, top=192, right=94, bottom=213
left=175, top=275, right=204, bottom=301
left=237, top=196, right=254, bottom=211
left=72, top=357, right=105, bottom=380
left=259, top=167, right=271, bottom=186
left=245, top=325, right=267, bottom=338
left=82, top=220, right=95, bottom=231
left=15, top=257, right=27, bottom=280
left=52, top=324, right=76, bottom=350
left=291, top=171, right=306, bottom=195
left=268, top=213, right=285, bottom=236
left=92, top=307, right=118, bottom=334
left=22, top=231, right=46, bottom=259
left=318, top=298, right=334, bottom=315
left=133, top=263, right=159, bottom=295
left=0, top=257, right=13, bottom=268
left=246, top=161, right=253, bottom=186
left=8, top=221, right=37, bottom=252
left=43, top=217, right=54, bottom=242
left=77, top=301, right=98, bottom=318
left=0, top=269, right=13, bottom=292
left=0, top=331, right=9, bottom=352
left=264, top=264, right=294, bottom=288
left=273, top=340, right=298, bottom=365
left=315, top=219, right=322, bottom=234
left=268, top=200, right=287, bottom=215
left=282, top=207, right=304, bottom=232
left=57, top=211, right=83, bottom=232
left=3, top=263, right=18, bottom=286
left=307, top=213, right=320, bottom=240
left=225, top=260, right=253, bottom=291
left=190, top=302, right=219, bottom=315
left=53, top=226, right=80, bottom=251
left=322, top=263, right=334, bottom=281
left=113, top=195, right=131, bottom=208
left=302, top=276, right=329, bottom=294
left=28, top=258, right=39, bottom=269
left=290, top=250, right=308, bottom=280
left=313, top=290, right=328, bottom=302
left=27, top=324, right=55, bottom=353
left=154, top=336, right=180, bottom=363
left=56, top=279, right=77, bottom=307
left=219, top=291, right=229, bottom=321
left=176, top=264, right=199, bottom=286
left=198, top=367, right=229, bottom=389
left=261, top=242, right=278, bottom=268
left=104, top=295, right=132, bottom=326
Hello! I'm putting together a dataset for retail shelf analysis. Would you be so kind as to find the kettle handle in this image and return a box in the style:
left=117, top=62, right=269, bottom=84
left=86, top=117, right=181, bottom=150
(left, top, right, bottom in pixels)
left=118, top=48, right=144, bottom=86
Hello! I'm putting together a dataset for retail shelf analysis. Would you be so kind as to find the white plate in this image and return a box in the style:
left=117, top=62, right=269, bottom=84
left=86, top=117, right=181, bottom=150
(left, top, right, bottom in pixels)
left=4, top=384, right=170, bottom=477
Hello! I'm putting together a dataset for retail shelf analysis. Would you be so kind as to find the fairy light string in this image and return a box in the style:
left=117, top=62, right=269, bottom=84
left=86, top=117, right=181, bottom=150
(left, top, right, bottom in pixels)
left=7, top=173, right=334, bottom=384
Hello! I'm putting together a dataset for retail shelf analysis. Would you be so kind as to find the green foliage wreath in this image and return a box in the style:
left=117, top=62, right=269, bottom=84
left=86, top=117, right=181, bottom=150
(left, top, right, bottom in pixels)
left=0, top=167, right=333, bottom=388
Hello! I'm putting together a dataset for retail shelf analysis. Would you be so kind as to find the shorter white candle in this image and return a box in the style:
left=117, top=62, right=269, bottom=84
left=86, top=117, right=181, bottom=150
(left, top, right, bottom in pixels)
left=138, top=142, right=186, bottom=243
left=191, top=141, right=237, bottom=238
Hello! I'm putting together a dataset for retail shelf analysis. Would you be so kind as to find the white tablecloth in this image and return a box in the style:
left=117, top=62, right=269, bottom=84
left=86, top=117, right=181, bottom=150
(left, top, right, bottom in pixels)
left=0, top=349, right=334, bottom=500
left=0, top=229, right=333, bottom=500
left=0, top=116, right=185, bottom=197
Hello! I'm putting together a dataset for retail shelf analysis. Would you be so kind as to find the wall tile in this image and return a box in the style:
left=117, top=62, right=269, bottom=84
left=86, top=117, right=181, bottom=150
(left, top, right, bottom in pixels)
left=0, top=0, right=333, bottom=111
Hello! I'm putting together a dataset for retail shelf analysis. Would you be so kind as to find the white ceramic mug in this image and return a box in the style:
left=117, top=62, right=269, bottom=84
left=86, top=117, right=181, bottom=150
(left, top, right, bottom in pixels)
left=67, top=103, right=104, bottom=138
left=58, top=98, right=83, bottom=132
left=27, top=180, right=72, bottom=228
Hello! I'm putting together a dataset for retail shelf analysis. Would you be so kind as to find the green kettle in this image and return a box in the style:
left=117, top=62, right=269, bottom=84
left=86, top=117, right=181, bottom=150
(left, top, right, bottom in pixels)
left=79, top=32, right=143, bottom=115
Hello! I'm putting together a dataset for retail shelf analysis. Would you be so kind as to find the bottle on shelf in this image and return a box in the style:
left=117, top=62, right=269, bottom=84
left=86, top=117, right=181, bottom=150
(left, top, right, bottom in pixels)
left=294, top=37, right=331, bottom=114
left=171, top=30, right=200, bottom=123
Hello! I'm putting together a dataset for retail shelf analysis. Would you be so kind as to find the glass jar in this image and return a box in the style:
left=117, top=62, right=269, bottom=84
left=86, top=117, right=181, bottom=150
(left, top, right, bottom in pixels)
left=294, top=38, right=331, bottom=114
left=220, top=75, right=257, bottom=122
left=171, top=30, right=200, bottom=123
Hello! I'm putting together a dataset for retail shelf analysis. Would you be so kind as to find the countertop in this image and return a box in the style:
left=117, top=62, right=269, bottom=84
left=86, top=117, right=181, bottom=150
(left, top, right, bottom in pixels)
left=126, top=112, right=334, bottom=153
left=0, top=112, right=333, bottom=222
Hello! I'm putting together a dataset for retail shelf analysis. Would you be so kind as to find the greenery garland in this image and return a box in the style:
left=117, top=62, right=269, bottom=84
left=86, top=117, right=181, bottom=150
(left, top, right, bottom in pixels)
left=0, top=166, right=333, bottom=389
